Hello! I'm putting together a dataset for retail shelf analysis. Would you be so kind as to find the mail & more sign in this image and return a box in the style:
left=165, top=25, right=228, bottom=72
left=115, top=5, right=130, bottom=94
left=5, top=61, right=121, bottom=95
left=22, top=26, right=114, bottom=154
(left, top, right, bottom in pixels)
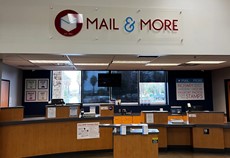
left=51, top=5, right=183, bottom=44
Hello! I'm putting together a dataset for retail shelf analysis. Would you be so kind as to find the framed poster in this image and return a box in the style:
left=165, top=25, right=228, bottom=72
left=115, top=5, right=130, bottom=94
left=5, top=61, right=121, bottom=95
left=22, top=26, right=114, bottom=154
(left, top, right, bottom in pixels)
left=26, top=91, right=36, bottom=101
left=176, top=78, right=205, bottom=100
left=24, top=78, right=49, bottom=102
left=37, top=91, right=48, bottom=101
left=26, top=79, right=36, bottom=89
left=38, top=79, right=48, bottom=89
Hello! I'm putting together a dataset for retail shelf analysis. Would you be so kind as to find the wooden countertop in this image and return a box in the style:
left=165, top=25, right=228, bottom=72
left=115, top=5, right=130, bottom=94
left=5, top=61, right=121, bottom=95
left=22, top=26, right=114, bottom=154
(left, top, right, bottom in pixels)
left=114, top=113, right=140, bottom=116
left=0, top=116, right=113, bottom=126
left=0, top=106, right=24, bottom=109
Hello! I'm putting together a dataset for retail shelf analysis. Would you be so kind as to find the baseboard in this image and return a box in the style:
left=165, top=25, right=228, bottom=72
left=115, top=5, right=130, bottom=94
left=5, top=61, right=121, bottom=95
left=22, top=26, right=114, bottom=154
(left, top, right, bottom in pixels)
left=193, top=148, right=225, bottom=153
left=159, top=147, right=167, bottom=152
left=167, top=145, right=193, bottom=151
left=29, top=149, right=113, bottom=158
left=225, top=148, right=230, bottom=152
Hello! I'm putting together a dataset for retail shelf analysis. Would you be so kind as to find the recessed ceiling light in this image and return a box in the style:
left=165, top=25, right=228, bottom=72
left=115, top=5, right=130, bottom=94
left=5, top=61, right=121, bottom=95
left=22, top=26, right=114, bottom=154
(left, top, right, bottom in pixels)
left=186, top=61, right=226, bottom=64
left=112, top=61, right=150, bottom=64
left=29, top=60, right=70, bottom=64
left=146, top=63, right=180, bottom=66
left=74, top=63, right=109, bottom=66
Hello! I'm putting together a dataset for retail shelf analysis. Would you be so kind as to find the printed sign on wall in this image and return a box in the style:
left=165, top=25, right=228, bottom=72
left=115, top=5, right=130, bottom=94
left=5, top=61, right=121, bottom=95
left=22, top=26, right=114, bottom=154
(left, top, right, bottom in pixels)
left=176, top=78, right=205, bottom=100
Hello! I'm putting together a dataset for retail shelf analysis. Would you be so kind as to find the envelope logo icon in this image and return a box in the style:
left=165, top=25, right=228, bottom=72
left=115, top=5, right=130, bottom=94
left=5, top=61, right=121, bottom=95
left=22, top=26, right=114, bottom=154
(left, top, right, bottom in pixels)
left=55, top=10, right=83, bottom=37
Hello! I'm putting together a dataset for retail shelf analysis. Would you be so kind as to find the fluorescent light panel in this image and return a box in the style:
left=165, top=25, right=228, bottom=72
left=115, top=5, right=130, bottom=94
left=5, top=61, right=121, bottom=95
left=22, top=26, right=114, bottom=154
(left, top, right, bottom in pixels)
left=146, top=63, right=180, bottom=66
left=186, top=61, right=226, bottom=64
left=74, top=63, right=109, bottom=66
left=29, top=60, right=70, bottom=64
left=112, top=60, right=150, bottom=64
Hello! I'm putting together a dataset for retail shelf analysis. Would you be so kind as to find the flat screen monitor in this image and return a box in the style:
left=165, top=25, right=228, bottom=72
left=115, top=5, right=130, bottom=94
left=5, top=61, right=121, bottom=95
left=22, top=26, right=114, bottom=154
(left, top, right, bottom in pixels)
left=191, top=105, right=203, bottom=111
left=98, top=73, right=121, bottom=87
left=65, top=103, right=81, bottom=107
left=51, top=99, right=65, bottom=104
left=170, top=106, right=182, bottom=115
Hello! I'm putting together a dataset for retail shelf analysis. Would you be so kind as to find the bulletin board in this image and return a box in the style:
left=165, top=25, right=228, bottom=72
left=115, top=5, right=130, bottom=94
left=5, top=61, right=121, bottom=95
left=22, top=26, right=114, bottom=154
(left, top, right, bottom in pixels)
left=25, top=78, right=49, bottom=102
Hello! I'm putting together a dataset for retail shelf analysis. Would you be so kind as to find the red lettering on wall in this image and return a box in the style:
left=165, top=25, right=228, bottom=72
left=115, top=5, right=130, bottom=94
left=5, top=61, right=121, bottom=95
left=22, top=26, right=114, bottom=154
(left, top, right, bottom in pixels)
left=152, top=19, right=163, bottom=31
left=140, top=19, right=179, bottom=31
left=109, top=18, right=112, bottom=30
left=87, top=18, right=178, bottom=31
left=140, top=19, right=151, bottom=30
left=87, top=18, right=119, bottom=30
left=99, top=18, right=109, bottom=30
left=164, top=19, right=172, bottom=30
left=86, top=18, right=98, bottom=29
left=112, top=18, right=119, bottom=30
left=172, top=20, right=178, bottom=31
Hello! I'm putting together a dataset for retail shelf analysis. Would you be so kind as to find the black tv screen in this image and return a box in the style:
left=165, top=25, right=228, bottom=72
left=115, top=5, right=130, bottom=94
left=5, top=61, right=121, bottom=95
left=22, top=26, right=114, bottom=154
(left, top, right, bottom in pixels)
left=51, top=99, right=65, bottom=104
left=98, top=73, right=121, bottom=87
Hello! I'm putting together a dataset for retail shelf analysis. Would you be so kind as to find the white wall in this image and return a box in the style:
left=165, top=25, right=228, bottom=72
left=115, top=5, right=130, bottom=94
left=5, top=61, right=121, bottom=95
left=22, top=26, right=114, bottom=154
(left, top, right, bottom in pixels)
left=0, top=0, right=230, bottom=55
left=2, top=64, right=22, bottom=107
left=212, top=67, right=230, bottom=112
left=1, top=0, right=230, bottom=110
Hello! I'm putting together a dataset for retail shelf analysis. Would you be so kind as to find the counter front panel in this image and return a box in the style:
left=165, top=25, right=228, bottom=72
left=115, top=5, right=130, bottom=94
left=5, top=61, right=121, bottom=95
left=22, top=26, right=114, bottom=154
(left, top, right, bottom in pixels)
left=0, top=117, right=113, bottom=158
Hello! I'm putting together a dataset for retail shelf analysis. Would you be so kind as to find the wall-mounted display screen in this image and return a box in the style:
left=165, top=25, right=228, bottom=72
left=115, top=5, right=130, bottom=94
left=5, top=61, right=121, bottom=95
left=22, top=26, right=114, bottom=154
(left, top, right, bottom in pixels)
left=98, top=73, right=121, bottom=87
left=139, top=82, right=166, bottom=105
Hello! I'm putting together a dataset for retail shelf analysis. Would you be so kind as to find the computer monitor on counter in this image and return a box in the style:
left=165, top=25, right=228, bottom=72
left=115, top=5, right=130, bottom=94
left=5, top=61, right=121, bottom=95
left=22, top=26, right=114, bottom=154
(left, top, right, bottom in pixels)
left=191, top=105, right=203, bottom=111
left=170, top=106, right=182, bottom=115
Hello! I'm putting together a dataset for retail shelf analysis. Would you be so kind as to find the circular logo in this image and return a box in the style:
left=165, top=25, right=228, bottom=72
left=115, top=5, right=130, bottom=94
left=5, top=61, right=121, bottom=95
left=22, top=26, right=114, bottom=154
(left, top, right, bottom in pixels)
left=55, top=10, right=83, bottom=37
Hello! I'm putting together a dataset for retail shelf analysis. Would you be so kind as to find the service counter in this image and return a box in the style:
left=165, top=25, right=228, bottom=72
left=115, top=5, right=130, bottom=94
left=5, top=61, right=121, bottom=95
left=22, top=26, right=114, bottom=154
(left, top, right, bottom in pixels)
left=0, top=116, right=113, bottom=158
left=149, top=111, right=230, bottom=151
left=0, top=106, right=24, bottom=122
left=114, top=130, right=158, bottom=158
left=100, top=124, right=159, bottom=158
left=224, top=123, right=230, bottom=150
left=1, top=107, right=230, bottom=157
left=147, top=123, right=230, bottom=151
left=113, top=111, right=230, bottom=151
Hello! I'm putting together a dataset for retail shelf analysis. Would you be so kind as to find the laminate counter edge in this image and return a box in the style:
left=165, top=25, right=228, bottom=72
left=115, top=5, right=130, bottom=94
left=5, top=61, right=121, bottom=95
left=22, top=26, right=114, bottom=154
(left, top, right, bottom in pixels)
left=0, top=116, right=113, bottom=126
